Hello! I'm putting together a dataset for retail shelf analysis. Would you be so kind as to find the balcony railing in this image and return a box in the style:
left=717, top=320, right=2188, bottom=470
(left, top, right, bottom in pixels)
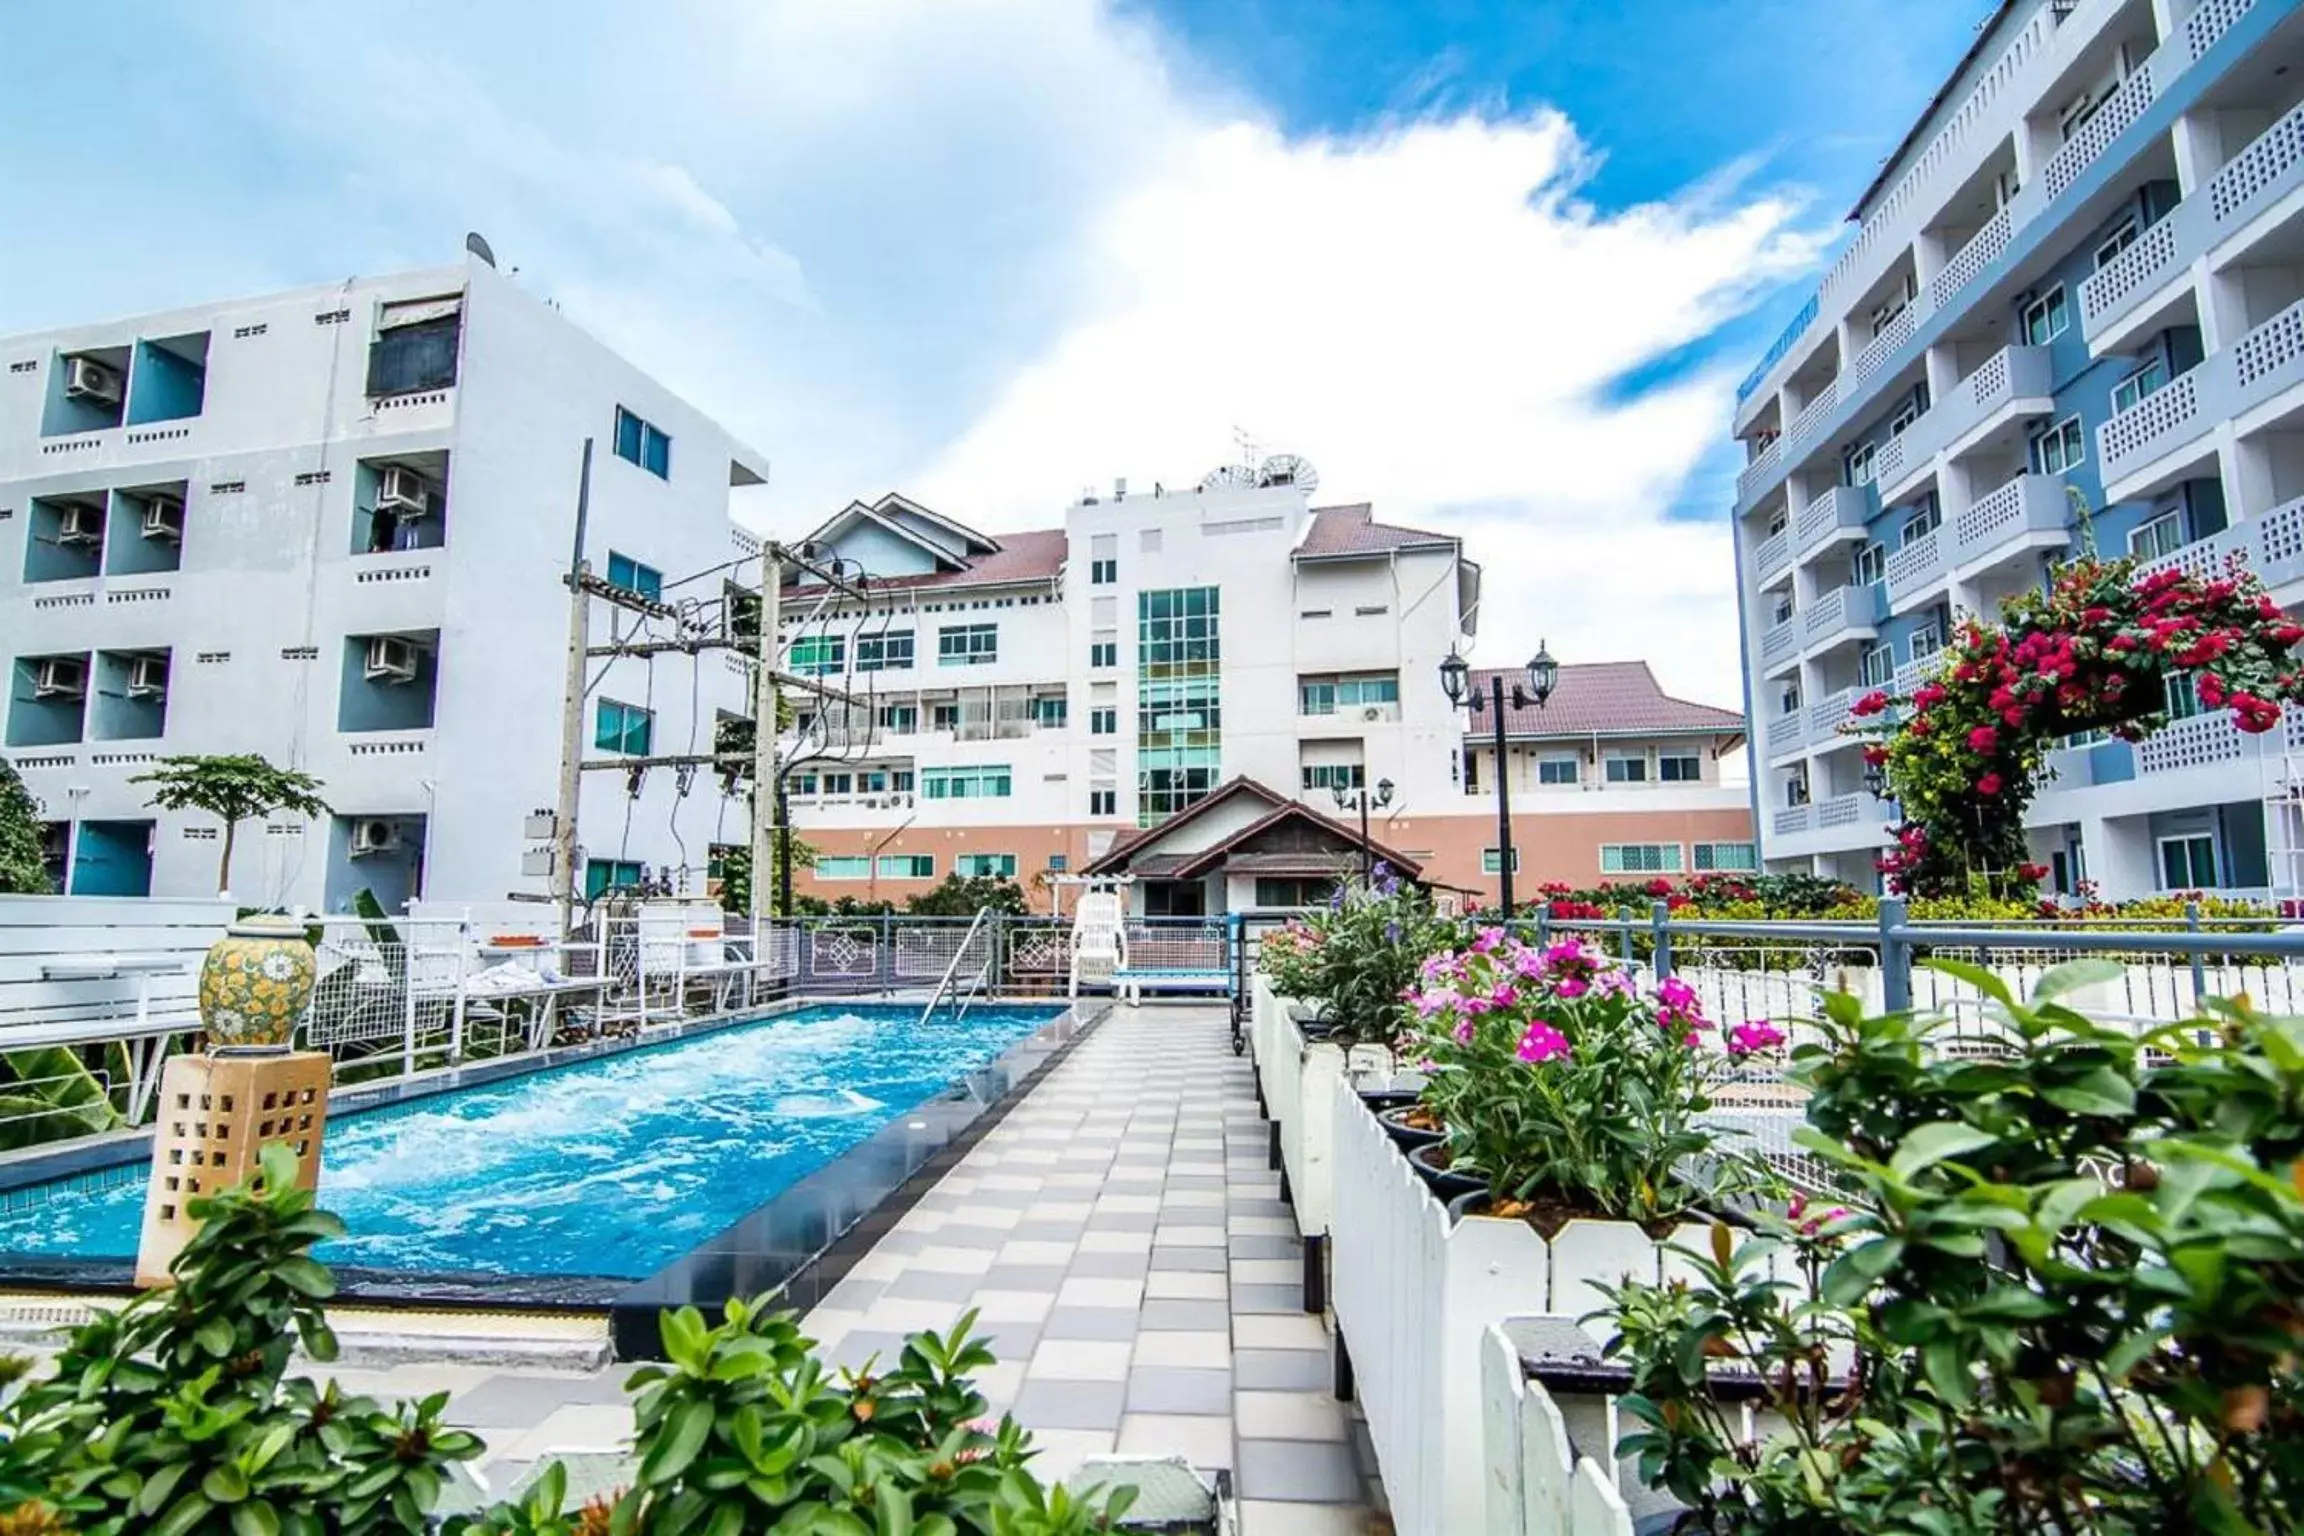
left=1759, top=621, right=1799, bottom=668
left=1801, top=583, right=1880, bottom=650
left=1952, top=472, right=2069, bottom=569
left=1894, top=655, right=1942, bottom=696
left=1735, top=439, right=1784, bottom=504
left=2138, top=494, right=2304, bottom=591
left=1814, top=792, right=1884, bottom=832
left=1886, top=529, right=1946, bottom=607
left=1807, top=687, right=1856, bottom=741
left=2135, top=710, right=2252, bottom=775
left=1795, top=485, right=1870, bottom=555
left=1753, top=527, right=1791, bottom=583
left=2083, top=96, right=2304, bottom=340
left=1773, top=804, right=1813, bottom=837
left=2099, top=294, right=2304, bottom=489
left=1764, top=712, right=1809, bottom=758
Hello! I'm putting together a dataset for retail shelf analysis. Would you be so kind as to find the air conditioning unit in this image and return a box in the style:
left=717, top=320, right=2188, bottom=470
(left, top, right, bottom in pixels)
left=363, top=635, right=419, bottom=684
left=140, top=494, right=184, bottom=542
left=32, top=657, right=87, bottom=699
left=63, top=356, right=122, bottom=406
left=350, top=818, right=402, bottom=857
left=1360, top=706, right=1385, bottom=723
left=126, top=655, right=169, bottom=699
left=56, top=503, right=103, bottom=546
left=375, top=466, right=431, bottom=517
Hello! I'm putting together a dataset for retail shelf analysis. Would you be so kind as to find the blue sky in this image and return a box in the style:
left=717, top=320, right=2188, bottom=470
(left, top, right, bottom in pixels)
left=0, top=0, right=1992, bottom=702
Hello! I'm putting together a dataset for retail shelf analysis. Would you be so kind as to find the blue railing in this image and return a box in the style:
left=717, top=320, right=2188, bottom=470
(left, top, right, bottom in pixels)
left=1736, top=292, right=1821, bottom=405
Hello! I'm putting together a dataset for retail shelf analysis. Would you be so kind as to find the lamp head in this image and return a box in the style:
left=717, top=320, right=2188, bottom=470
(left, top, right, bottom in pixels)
left=1438, top=649, right=1469, bottom=707
left=1527, top=641, right=1557, bottom=709
left=1375, top=778, right=1395, bottom=807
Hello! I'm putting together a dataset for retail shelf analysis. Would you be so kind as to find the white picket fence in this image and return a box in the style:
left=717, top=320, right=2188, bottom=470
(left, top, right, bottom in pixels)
left=1480, top=1326, right=1635, bottom=1536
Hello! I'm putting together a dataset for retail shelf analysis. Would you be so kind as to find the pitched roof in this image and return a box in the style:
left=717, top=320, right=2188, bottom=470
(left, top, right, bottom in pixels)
left=1295, top=503, right=1457, bottom=558
left=848, top=528, right=1070, bottom=594
left=1082, top=777, right=1423, bottom=881
left=1085, top=778, right=1287, bottom=872
left=1166, top=799, right=1423, bottom=880
left=1467, top=661, right=1745, bottom=742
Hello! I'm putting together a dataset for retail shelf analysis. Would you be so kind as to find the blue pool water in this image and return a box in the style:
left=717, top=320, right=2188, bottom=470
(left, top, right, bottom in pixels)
left=0, top=1003, right=1064, bottom=1280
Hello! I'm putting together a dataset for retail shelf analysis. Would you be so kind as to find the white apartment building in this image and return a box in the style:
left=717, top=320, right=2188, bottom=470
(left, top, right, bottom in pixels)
left=1729, top=0, right=2304, bottom=900
left=780, top=479, right=1753, bottom=912
left=1, top=251, right=769, bottom=911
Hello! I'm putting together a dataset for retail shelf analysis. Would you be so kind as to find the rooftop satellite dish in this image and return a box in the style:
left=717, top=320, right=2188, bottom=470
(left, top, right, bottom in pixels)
left=1257, top=453, right=1319, bottom=495
left=465, top=231, right=497, bottom=268
left=1198, top=464, right=1259, bottom=492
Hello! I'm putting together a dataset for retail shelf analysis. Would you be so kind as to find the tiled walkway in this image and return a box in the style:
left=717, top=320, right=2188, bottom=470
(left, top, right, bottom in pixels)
left=317, top=1003, right=1377, bottom=1533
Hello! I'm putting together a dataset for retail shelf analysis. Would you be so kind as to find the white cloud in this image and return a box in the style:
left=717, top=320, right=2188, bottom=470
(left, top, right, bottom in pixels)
left=916, top=107, right=1825, bottom=708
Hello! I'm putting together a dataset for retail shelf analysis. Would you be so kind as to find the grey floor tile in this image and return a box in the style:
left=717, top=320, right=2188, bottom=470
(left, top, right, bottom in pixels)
left=1140, top=1297, right=1234, bottom=1331
left=1124, top=1365, right=1232, bottom=1415
left=1069, top=1250, right=1152, bottom=1280
left=1232, top=1349, right=1333, bottom=1392
left=1234, top=1438, right=1365, bottom=1503
left=883, top=1268, right=987, bottom=1302
left=816, top=1276, right=886, bottom=1313
left=981, top=1263, right=1072, bottom=1293
left=449, top=1372, right=630, bottom=1424
left=1011, top=1378, right=1128, bottom=1431
left=1147, top=1246, right=1230, bottom=1273
left=1040, top=1307, right=1146, bottom=1342
left=1229, top=1235, right=1303, bottom=1260
left=1231, top=1284, right=1309, bottom=1315
left=823, top=1330, right=909, bottom=1372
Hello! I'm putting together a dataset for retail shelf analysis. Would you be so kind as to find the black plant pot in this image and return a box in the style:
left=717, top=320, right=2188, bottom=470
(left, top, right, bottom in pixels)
left=1407, top=1141, right=1488, bottom=1202
left=1374, top=1103, right=1443, bottom=1153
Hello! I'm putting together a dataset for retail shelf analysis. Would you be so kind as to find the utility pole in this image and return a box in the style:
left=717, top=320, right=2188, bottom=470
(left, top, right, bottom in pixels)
left=552, top=439, right=594, bottom=937
left=749, top=546, right=781, bottom=927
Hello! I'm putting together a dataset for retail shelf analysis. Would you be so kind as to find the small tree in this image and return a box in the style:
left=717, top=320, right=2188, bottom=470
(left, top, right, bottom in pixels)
left=130, top=754, right=330, bottom=898
left=0, top=757, right=51, bottom=894
left=908, top=873, right=1031, bottom=918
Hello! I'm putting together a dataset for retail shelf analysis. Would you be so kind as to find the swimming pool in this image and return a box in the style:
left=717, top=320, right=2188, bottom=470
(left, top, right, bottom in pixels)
left=0, top=1002, right=1068, bottom=1281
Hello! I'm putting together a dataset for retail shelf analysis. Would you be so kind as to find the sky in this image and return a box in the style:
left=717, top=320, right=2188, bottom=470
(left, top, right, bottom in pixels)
left=0, top=0, right=1991, bottom=708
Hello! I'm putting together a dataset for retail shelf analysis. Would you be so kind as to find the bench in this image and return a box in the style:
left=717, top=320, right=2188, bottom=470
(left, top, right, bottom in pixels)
left=1113, top=967, right=1234, bottom=1005
left=0, top=895, right=236, bottom=1124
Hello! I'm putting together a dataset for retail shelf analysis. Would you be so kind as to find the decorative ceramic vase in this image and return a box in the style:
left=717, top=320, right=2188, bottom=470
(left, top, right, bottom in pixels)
left=198, top=914, right=318, bottom=1053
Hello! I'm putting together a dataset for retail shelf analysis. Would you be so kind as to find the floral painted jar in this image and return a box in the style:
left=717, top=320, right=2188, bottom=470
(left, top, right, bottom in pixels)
left=198, top=914, right=318, bottom=1053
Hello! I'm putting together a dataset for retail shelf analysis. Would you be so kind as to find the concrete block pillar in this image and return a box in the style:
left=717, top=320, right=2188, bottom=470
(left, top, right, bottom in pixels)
left=136, top=1051, right=333, bottom=1287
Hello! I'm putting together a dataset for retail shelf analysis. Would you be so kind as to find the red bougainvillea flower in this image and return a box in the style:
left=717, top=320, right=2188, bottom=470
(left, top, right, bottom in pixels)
left=1912, top=683, right=1947, bottom=708
left=1978, top=773, right=2004, bottom=795
left=1850, top=690, right=1890, bottom=717
left=1861, top=744, right=1889, bottom=767
left=2017, top=861, right=2050, bottom=881
left=1967, top=725, right=1999, bottom=754
left=2199, top=674, right=2228, bottom=707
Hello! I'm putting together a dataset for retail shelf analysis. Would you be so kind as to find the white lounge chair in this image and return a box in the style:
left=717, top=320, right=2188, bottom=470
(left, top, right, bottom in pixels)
left=1069, top=891, right=1126, bottom=997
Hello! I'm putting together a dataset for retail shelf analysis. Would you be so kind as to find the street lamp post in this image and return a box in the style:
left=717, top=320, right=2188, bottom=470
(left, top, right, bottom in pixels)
left=1440, top=642, right=1557, bottom=918
left=1330, top=778, right=1396, bottom=880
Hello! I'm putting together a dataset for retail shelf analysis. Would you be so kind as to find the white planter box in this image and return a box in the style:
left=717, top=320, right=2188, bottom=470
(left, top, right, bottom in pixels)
left=1480, top=1323, right=1634, bottom=1536
left=1250, top=977, right=1393, bottom=1250
left=1330, top=1077, right=1701, bottom=1536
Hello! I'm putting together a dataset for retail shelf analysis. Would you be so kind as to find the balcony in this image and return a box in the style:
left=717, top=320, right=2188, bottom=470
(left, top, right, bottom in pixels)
left=1886, top=529, right=1947, bottom=613
left=1763, top=712, right=1809, bottom=760
left=1773, top=803, right=1813, bottom=838
left=2139, top=493, right=2304, bottom=592
left=2099, top=295, right=2304, bottom=495
left=1759, top=620, right=1799, bottom=673
left=1770, top=792, right=1892, bottom=857
left=2135, top=710, right=2253, bottom=776
left=1807, top=687, right=1860, bottom=748
left=1794, top=485, right=1871, bottom=557
left=1801, top=583, right=1881, bottom=656
left=1752, top=526, right=1791, bottom=584
left=1951, top=472, right=2069, bottom=575
left=2082, top=100, right=2304, bottom=347
left=1734, top=438, right=1783, bottom=504
left=1893, top=655, right=1942, bottom=696
left=1814, top=792, right=1888, bottom=833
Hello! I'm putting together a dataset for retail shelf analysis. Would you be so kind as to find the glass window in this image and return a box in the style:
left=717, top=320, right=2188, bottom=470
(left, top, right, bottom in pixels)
left=1693, top=842, right=1758, bottom=873
left=2021, top=285, right=2069, bottom=345
left=613, top=407, right=672, bottom=479
left=614, top=407, right=644, bottom=465
left=1659, top=753, right=1702, bottom=782
left=1089, top=788, right=1116, bottom=816
left=583, top=859, right=645, bottom=898
left=1090, top=707, right=1117, bottom=735
left=2163, top=670, right=2203, bottom=721
left=1851, top=542, right=1885, bottom=586
left=876, top=854, right=935, bottom=879
left=1858, top=644, right=1893, bottom=688
left=1601, top=843, right=1685, bottom=874
left=1537, top=755, right=1578, bottom=785
left=1910, top=622, right=1944, bottom=661
left=1090, top=641, right=1117, bottom=668
left=788, top=634, right=845, bottom=676
left=2111, top=357, right=2168, bottom=415
left=2032, top=415, right=2086, bottom=474
left=1138, top=587, right=1223, bottom=819
left=878, top=703, right=917, bottom=733
left=815, top=856, right=871, bottom=880
left=922, top=766, right=1013, bottom=799
left=1090, top=558, right=1117, bottom=584
left=1481, top=848, right=1521, bottom=874
left=937, top=623, right=999, bottom=666
left=856, top=631, right=915, bottom=671
left=954, top=853, right=1017, bottom=878
left=1255, top=877, right=1333, bottom=907
left=1844, top=441, right=1877, bottom=487
left=605, top=552, right=662, bottom=602
left=1300, top=763, right=1367, bottom=791
left=594, top=699, right=652, bottom=755
left=892, top=770, right=915, bottom=792
left=2129, top=511, right=2184, bottom=562
left=1603, top=754, right=1648, bottom=784
left=2095, top=220, right=2138, bottom=269
left=1888, top=388, right=1926, bottom=436
left=1901, top=497, right=1941, bottom=544
left=2158, top=834, right=2217, bottom=890
left=1034, top=695, right=1068, bottom=728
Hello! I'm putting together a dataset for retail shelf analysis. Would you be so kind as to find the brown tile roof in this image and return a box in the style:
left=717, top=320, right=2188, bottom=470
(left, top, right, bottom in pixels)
left=1296, top=503, right=1457, bottom=558
left=1169, top=799, right=1424, bottom=881
left=1084, top=778, right=1287, bottom=873
left=844, top=528, right=1070, bottom=594
left=1466, top=660, right=1745, bottom=741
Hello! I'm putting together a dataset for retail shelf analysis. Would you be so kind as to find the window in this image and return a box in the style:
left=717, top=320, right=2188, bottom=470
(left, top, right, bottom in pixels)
left=2021, top=285, right=2069, bottom=345
left=1601, top=843, right=1685, bottom=874
left=594, top=699, right=653, bottom=755
left=1299, top=673, right=1401, bottom=715
left=366, top=299, right=461, bottom=397
left=1354, top=605, right=1390, bottom=618
left=791, top=774, right=818, bottom=797
left=938, top=623, right=999, bottom=666
left=1089, top=788, right=1117, bottom=817
left=1901, top=497, right=1941, bottom=544
left=605, top=552, right=662, bottom=602
left=1771, top=593, right=1794, bottom=626
left=613, top=406, right=672, bottom=479
left=584, top=859, right=645, bottom=898
left=1090, top=640, right=1118, bottom=668
left=879, top=703, right=917, bottom=733
left=815, top=856, right=871, bottom=880
left=1844, top=440, right=1877, bottom=487
left=1481, top=848, right=1522, bottom=875
left=1604, top=753, right=1649, bottom=784
left=930, top=703, right=960, bottom=731
left=2095, top=220, right=2138, bottom=269
left=1858, top=644, right=1893, bottom=688
left=892, top=770, right=915, bottom=792
left=1301, top=763, right=1367, bottom=792
left=922, top=765, right=1013, bottom=799
left=1852, top=541, right=1885, bottom=586
left=1090, top=558, right=1117, bottom=584
left=1090, top=707, right=1117, bottom=735
left=1255, top=877, right=1333, bottom=907
left=2111, top=357, right=2168, bottom=414
left=1888, top=387, right=1926, bottom=437
left=856, top=631, right=915, bottom=671
left=877, top=854, right=935, bottom=879
left=1910, top=621, right=1944, bottom=662
left=1138, top=587, right=1222, bottom=820
left=2159, top=833, right=2218, bottom=890
left=955, top=853, right=1018, bottom=879
left=1659, top=753, right=1703, bottom=782
left=820, top=772, right=853, bottom=797
left=857, top=771, right=889, bottom=794
left=1537, top=755, right=1579, bottom=785
left=2130, top=510, right=2184, bottom=561
left=2031, top=415, right=2086, bottom=474
left=2163, top=670, right=2203, bottom=721
left=789, top=634, right=845, bottom=676
left=1693, top=842, right=1759, bottom=873
left=1778, top=681, right=1802, bottom=715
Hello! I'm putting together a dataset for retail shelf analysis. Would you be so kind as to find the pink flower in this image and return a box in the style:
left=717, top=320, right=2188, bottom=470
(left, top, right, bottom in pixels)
left=1850, top=690, right=1889, bottom=718
left=1967, top=725, right=1998, bottom=754
left=1472, top=926, right=1506, bottom=954
left=1489, top=983, right=1519, bottom=1009
left=1515, top=1021, right=1570, bottom=1064
left=1978, top=772, right=2004, bottom=796
left=1554, top=977, right=1589, bottom=999
left=1727, top=1020, right=1785, bottom=1056
left=1453, top=1019, right=1474, bottom=1044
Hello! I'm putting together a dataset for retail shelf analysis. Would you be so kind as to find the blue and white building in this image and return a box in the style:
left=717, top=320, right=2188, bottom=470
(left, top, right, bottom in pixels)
left=1732, top=0, right=2304, bottom=900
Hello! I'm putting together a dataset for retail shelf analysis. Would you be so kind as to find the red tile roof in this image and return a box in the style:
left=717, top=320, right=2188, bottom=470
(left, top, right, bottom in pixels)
left=1466, top=661, right=1744, bottom=741
left=842, top=528, right=1070, bottom=594
left=1296, top=503, right=1457, bottom=557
